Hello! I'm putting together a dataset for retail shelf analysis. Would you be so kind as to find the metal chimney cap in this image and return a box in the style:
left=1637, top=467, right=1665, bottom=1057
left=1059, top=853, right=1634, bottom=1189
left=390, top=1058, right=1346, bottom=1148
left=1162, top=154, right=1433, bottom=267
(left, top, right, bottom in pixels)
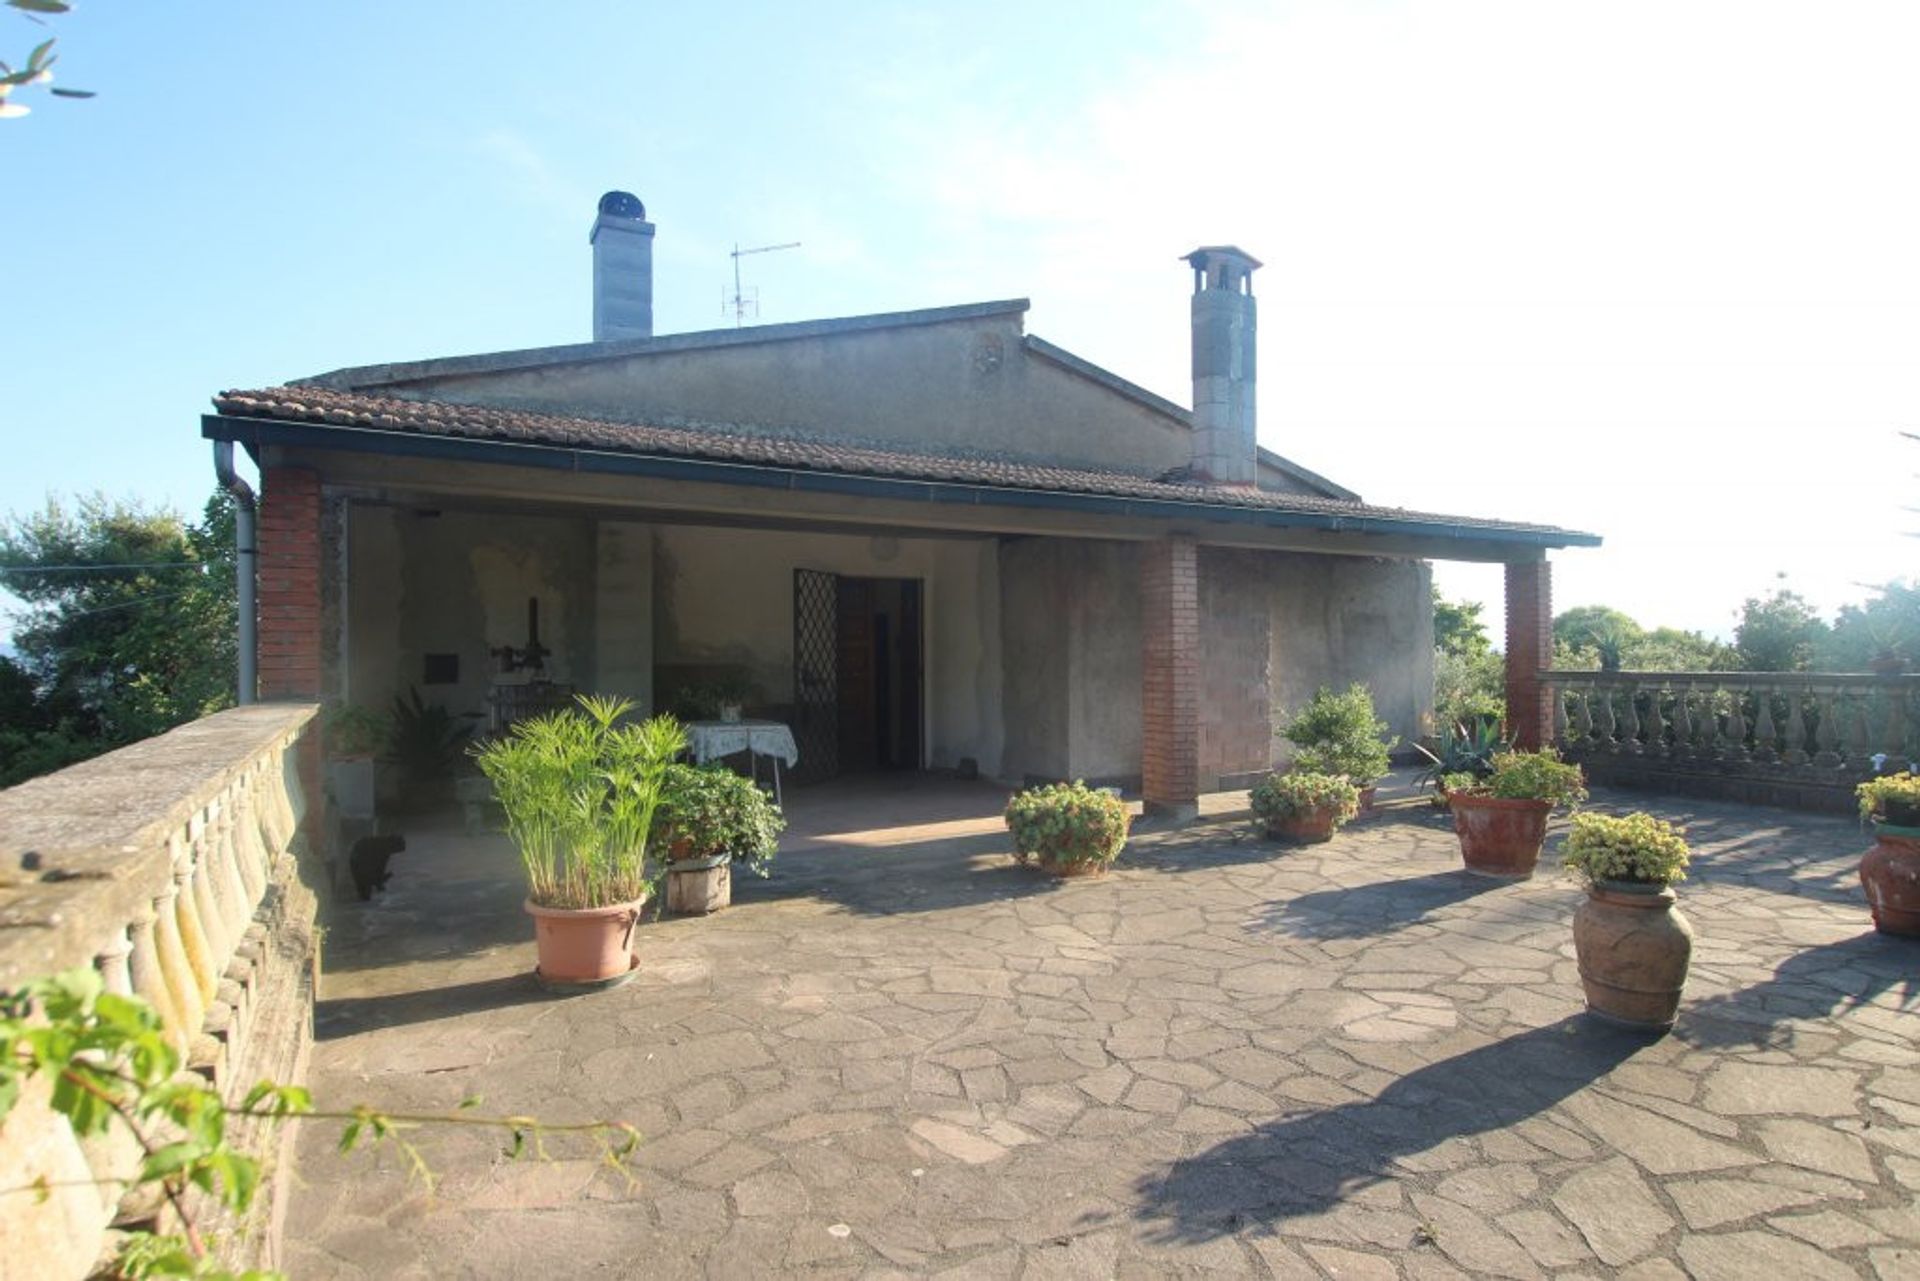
left=598, top=191, right=647, bottom=220
left=1182, top=245, right=1262, bottom=270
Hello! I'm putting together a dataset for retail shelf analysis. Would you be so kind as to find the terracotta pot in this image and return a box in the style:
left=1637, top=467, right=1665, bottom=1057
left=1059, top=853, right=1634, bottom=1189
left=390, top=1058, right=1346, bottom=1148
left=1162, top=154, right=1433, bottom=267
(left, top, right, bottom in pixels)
left=524, top=898, right=644, bottom=988
left=1450, top=793, right=1552, bottom=878
left=1573, top=880, right=1694, bottom=1030
left=667, top=853, right=732, bottom=914
left=1356, top=786, right=1379, bottom=817
left=1264, top=806, right=1340, bottom=844
left=1860, top=824, right=1920, bottom=937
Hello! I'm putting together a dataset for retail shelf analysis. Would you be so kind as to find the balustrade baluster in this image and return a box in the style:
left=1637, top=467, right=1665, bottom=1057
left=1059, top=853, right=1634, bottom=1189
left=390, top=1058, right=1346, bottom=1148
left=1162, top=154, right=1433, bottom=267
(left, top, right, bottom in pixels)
left=1618, top=682, right=1643, bottom=754
left=188, top=814, right=231, bottom=978
left=1849, top=693, right=1877, bottom=768
left=1643, top=684, right=1667, bottom=758
left=209, top=792, right=251, bottom=953
left=1726, top=689, right=1750, bottom=760
left=1551, top=683, right=1569, bottom=746
left=125, top=904, right=183, bottom=1049
left=1883, top=685, right=1911, bottom=763
left=96, top=927, right=135, bottom=998
left=1572, top=690, right=1593, bottom=746
left=1670, top=685, right=1694, bottom=759
left=1780, top=687, right=1809, bottom=766
left=1596, top=686, right=1618, bottom=750
left=1812, top=688, right=1842, bottom=768
left=1752, top=683, right=1780, bottom=763
left=169, top=835, right=218, bottom=1011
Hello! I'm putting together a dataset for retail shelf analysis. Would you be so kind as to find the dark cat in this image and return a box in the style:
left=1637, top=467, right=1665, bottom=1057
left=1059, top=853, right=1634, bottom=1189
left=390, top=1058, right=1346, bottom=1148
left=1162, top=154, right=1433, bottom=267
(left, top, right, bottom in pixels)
left=349, top=833, right=406, bottom=901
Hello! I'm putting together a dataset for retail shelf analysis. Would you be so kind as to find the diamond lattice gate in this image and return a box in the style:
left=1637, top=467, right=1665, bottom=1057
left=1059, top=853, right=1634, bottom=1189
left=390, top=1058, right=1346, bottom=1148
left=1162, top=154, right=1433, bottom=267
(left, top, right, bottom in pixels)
left=792, top=568, right=839, bottom=781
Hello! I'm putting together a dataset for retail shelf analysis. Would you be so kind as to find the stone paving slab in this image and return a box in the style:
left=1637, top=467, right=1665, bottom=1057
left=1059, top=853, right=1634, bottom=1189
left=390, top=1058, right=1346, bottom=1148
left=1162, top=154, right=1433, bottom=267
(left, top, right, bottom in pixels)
left=285, top=783, right=1920, bottom=1278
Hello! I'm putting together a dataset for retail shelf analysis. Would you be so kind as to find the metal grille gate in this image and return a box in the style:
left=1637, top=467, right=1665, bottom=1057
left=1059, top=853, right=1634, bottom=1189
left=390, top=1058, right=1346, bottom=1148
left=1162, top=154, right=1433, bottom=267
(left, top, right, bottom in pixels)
left=792, top=568, right=839, bottom=781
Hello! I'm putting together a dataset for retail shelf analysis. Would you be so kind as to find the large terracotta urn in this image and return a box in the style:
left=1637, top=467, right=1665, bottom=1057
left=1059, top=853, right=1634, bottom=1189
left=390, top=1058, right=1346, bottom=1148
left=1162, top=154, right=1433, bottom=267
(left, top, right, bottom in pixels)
left=1265, top=806, right=1341, bottom=845
left=525, top=898, right=644, bottom=990
left=1450, top=793, right=1552, bottom=878
left=1860, top=824, right=1920, bottom=938
left=1573, top=881, right=1694, bottom=1029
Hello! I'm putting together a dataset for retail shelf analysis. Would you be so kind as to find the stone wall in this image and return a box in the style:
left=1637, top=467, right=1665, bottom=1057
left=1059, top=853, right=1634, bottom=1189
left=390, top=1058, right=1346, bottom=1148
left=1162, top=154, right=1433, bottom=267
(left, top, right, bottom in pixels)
left=0, top=705, right=322, bottom=1279
left=1198, top=549, right=1274, bottom=790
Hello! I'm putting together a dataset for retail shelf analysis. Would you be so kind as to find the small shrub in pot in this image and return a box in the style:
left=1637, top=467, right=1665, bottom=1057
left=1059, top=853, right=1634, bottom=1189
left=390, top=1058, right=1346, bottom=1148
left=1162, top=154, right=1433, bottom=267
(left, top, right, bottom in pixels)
left=1854, top=772, right=1920, bottom=936
left=1250, top=771, right=1361, bottom=844
left=1282, top=684, right=1398, bottom=789
left=1004, top=781, right=1130, bottom=876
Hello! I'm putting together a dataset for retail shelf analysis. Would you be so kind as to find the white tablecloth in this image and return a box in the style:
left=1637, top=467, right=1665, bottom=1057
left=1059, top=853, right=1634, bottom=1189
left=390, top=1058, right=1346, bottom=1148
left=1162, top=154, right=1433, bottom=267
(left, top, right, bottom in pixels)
left=686, top=720, right=800, bottom=768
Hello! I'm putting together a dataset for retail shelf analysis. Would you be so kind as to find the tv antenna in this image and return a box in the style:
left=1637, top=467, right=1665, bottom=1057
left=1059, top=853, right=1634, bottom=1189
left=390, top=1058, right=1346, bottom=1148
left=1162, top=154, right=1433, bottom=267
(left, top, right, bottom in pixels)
left=724, top=240, right=801, bottom=326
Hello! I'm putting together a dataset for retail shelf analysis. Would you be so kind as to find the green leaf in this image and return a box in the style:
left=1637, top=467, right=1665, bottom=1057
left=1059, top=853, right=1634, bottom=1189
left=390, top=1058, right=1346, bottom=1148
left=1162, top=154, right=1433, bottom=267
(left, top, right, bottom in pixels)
left=47, top=87, right=95, bottom=98
left=7, top=1, right=75, bottom=13
left=139, top=1140, right=202, bottom=1183
left=25, top=38, right=52, bottom=70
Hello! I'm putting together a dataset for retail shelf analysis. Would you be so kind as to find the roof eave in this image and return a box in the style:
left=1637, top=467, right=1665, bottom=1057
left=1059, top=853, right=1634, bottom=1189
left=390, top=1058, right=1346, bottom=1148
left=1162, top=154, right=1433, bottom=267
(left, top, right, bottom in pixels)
left=200, top=412, right=1602, bottom=554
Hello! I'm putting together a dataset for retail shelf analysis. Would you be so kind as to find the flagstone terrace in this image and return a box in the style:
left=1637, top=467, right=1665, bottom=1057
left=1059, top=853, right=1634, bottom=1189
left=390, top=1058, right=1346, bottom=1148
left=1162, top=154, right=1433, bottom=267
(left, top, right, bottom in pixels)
left=285, top=778, right=1918, bottom=1279
left=4, top=711, right=1919, bottom=1278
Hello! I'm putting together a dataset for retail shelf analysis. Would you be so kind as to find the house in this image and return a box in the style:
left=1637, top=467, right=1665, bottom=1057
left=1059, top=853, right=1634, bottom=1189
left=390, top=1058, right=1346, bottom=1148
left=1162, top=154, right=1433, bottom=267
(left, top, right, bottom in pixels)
left=202, top=191, right=1597, bottom=819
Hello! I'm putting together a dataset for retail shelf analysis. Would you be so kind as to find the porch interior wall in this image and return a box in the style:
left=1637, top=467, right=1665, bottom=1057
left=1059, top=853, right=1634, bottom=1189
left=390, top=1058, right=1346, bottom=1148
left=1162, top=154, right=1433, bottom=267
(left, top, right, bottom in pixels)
left=345, top=505, right=597, bottom=723
left=1198, top=549, right=1274, bottom=788
left=1267, top=554, right=1435, bottom=764
left=651, top=525, right=1003, bottom=776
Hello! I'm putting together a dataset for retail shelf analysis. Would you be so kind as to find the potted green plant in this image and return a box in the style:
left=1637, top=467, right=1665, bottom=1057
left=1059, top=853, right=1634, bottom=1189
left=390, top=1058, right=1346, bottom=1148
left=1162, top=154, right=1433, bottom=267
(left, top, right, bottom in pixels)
left=1856, top=771, right=1920, bottom=936
left=1250, top=771, right=1361, bottom=843
left=652, top=762, right=787, bottom=914
left=672, top=671, right=758, bottom=723
left=1004, top=781, right=1130, bottom=877
left=387, top=687, right=473, bottom=810
left=1562, top=811, right=1694, bottom=1029
left=324, top=703, right=388, bottom=821
left=1411, top=719, right=1507, bottom=810
left=1448, top=748, right=1587, bottom=877
left=471, top=694, right=685, bottom=990
left=1283, top=684, right=1398, bottom=811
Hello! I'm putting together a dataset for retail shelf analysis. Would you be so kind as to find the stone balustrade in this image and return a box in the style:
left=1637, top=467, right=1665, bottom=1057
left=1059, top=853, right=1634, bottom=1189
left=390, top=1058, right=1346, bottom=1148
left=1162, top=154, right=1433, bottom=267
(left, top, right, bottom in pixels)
left=0, top=703, right=321, bottom=1280
left=1544, top=670, right=1916, bottom=813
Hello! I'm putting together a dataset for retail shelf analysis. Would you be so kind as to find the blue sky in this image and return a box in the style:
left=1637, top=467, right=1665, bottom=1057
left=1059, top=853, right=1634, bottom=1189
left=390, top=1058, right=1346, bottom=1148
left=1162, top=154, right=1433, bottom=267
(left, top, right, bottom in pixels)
left=5, top=1, right=1917, bottom=642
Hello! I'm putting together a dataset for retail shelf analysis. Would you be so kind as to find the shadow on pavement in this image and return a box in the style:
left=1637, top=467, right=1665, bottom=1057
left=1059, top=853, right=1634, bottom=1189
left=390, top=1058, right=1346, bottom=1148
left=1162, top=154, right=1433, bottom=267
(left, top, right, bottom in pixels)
left=1253, top=868, right=1506, bottom=940
left=314, top=971, right=555, bottom=1040
left=1677, top=931, right=1920, bottom=1048
left=1130, top=1015, right=1649, bottom=1244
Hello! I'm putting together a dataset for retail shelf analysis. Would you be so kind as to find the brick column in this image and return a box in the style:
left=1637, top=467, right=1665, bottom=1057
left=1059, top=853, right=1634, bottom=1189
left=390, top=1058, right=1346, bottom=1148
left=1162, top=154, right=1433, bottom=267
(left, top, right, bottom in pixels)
left=1142, top=537, right=1200, bottom=818
left=1504, top=557, right=1552, bottom=750
left=257, top=467, right=322, bottom=701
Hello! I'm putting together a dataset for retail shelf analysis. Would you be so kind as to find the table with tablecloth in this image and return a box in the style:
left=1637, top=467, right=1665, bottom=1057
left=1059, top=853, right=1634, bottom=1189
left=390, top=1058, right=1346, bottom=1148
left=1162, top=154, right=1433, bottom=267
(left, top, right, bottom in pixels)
left=684, top=720, right=798, bottom=806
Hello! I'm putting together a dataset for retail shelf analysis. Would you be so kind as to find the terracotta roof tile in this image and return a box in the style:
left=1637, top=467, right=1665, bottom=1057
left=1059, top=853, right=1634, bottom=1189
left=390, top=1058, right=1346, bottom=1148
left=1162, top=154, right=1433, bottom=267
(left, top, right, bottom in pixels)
left=210, top=385, right=1594, bottom=543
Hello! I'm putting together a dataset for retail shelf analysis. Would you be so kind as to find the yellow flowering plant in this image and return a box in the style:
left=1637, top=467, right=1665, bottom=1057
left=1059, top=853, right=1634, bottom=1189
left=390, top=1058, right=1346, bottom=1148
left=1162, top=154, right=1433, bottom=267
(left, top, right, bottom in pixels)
left=1562, top=811, right=1691, bottom=887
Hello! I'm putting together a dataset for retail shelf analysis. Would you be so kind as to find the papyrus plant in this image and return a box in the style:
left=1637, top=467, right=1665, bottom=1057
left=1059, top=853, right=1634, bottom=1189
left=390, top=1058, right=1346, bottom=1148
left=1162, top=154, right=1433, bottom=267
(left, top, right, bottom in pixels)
left=473, top=695, right=686, bottom=909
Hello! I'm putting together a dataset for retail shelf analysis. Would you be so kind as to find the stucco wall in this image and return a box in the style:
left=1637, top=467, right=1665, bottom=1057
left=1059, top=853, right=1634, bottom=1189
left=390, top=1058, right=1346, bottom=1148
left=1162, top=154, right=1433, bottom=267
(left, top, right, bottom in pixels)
left=395, top=315, right=1198, bottom=478
left=998, top=539, right=1142, bottom=786
left=652, top=525, right=1004, bottom=776
left=1267, top=555, right=1435, bottom=765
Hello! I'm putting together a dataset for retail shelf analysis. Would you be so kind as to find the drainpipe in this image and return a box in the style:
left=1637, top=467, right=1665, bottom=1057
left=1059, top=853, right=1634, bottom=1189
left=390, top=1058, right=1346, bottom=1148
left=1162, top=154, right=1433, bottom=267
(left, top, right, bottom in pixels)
left=212, top=440, right=258, bottom=705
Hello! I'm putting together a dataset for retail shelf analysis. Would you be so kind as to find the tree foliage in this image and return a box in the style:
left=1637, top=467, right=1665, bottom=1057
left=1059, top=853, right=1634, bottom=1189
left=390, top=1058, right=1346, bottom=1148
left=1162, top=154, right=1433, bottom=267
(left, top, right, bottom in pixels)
left=0, top=492, right=236, bottom=786
left=1734, top=587, right=1827, bottom=673
left=1433, top=596, right=1492, bottom=659
left=1819, top=579, right=1920, bottom=671
left=0, top=0, right=93, bottom=120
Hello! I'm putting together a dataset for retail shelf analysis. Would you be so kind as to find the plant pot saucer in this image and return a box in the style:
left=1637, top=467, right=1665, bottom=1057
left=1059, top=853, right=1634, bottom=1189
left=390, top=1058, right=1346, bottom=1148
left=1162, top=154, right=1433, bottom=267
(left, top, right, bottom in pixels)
left=534, top=954, right=641, bottom=996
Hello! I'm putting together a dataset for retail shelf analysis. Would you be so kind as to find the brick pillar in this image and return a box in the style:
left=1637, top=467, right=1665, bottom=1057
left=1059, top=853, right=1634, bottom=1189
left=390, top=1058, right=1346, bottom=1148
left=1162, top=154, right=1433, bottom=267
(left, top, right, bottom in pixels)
left=257, top=467, right=322, bottom=701
left=1505, top=558, right=1552, bottom=750
left=1142, top=537, right=1200, bottom=818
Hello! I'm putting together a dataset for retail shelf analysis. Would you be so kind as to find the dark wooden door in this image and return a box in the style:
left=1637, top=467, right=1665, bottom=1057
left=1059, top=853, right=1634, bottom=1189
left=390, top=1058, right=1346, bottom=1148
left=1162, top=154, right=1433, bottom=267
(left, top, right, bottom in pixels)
left=836, top=577, right=877, bottom=772
left=792, top=569, right=839, bottom=781
left=900, top=580, right=924, bottom=769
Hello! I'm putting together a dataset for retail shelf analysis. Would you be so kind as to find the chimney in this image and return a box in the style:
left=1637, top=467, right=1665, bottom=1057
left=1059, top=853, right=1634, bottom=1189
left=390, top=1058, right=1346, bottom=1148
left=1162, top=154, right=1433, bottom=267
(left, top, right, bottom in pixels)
left=1183, top=245, right=1261, bottom=486
left=591, top=191, right=655, bottom=341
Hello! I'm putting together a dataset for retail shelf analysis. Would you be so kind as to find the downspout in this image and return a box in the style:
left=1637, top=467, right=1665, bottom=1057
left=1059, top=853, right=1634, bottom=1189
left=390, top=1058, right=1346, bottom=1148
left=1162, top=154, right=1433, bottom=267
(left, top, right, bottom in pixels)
left=212, top=440, right=258, bottom=705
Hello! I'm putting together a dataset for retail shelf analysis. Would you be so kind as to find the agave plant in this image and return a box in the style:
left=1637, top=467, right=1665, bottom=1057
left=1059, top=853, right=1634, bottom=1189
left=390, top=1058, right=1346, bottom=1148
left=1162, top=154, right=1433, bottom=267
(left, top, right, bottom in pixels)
left=472, top=695, right=687, bottom=909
